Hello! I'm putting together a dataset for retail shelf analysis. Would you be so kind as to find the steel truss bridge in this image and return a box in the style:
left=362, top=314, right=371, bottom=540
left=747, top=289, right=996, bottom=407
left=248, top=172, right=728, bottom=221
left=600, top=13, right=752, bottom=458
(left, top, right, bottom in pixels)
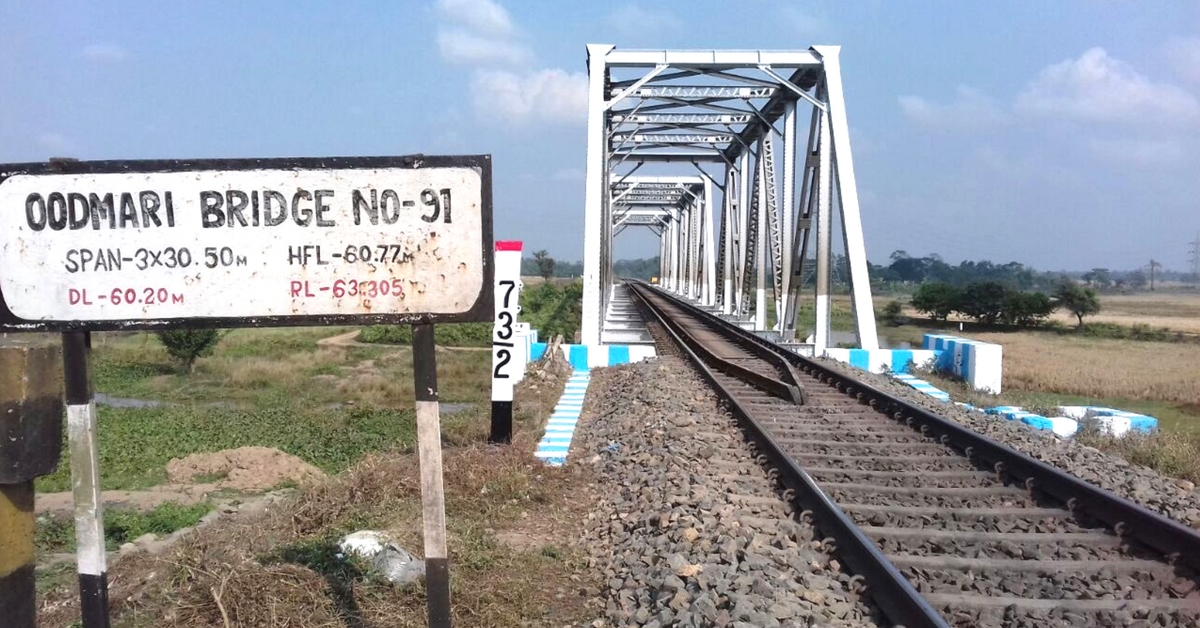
left=581, top=46, right=879, bottom=352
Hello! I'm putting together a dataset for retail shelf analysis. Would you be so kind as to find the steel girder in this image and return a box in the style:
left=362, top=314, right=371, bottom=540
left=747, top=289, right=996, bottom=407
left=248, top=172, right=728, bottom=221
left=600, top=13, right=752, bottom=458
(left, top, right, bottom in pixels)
left=582, top=44, right=878, bottom=353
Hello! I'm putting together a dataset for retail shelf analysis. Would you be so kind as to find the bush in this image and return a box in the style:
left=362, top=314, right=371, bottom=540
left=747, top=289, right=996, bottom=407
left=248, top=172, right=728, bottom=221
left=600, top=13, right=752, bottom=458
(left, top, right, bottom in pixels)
left=881, top=300, right=905, bottom=326
left=911, top=283, right=959, bottom=321
left=156, top=329, right=222, bottom=372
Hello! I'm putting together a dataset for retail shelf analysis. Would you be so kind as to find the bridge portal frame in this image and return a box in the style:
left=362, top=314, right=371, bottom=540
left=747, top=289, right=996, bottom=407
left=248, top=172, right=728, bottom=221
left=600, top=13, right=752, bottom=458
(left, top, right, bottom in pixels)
left=581, top=45, right=878, bottom=353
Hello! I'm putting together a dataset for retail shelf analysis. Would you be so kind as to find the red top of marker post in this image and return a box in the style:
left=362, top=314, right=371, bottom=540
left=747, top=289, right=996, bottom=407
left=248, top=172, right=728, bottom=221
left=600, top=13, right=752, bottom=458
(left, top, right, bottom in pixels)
left=495, top=241, right=523, bottom=251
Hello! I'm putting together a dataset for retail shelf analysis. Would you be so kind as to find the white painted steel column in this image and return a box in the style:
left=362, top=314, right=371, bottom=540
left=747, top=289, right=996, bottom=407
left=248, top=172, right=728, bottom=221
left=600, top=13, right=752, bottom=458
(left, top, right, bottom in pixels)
left=662, top=228, right=672, bottom=282
left=689, top=199, right=701, bottom=299
left=780, top=101, right=797, bottom=335
left=754, top=145, right=768, bottom=331
left=816, top=46, right=879, bottom=350
left=702, top=176, right=716, bottom=306
left=721, top=168, right=734, bottom=314
left=737, top=156, right=750, bottom=315
left=675, top=208, right=685, bottom=296
left=581, top=44, right=613, bottom=346
left=814, top=97, right=833, bottom=354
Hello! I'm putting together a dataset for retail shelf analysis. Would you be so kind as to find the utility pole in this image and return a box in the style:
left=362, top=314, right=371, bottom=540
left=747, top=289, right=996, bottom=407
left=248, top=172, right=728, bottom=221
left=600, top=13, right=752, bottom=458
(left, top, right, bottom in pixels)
left=1148, top=259, right=1163, bottom=291
left=1189, top=232, right=1200, bottom=283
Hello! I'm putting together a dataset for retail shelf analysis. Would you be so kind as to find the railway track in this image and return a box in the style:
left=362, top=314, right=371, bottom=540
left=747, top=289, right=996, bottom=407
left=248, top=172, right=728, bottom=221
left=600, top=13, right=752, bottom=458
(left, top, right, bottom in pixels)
left=626, top=280, right=1200, bottom=628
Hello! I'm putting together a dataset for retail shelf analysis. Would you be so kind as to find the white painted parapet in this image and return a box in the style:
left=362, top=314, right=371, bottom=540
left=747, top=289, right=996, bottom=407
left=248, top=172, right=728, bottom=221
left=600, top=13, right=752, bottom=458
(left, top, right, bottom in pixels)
left=529, top=342, right=656, bottom=370
left=923, top=334, right=1003, bottom=394
left=823, top=348, right=937, bottom=375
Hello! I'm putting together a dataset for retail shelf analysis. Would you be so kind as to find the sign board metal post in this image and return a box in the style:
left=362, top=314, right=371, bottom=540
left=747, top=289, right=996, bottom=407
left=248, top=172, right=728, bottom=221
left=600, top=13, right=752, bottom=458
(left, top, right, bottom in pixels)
left=0, top=155, right=493, bottom=627
left=489, top=241, right=523, bottom=443
left=0, top=336, right=63, bottom=628
left=62, top=331, right=110, bottom=628
left=411, top=323, right=451, bottom=627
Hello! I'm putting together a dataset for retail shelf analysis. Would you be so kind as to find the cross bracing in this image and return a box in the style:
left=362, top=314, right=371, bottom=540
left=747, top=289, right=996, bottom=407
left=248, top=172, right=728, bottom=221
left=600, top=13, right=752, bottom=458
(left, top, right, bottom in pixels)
left=582, top=45, right=879, bottom=354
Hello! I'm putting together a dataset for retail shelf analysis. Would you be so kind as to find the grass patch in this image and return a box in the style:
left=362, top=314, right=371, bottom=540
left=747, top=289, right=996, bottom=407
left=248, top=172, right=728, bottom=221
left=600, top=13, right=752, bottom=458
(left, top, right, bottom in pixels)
left=358, top=322, right=492, bottom=347
left=37, top=327, right=499, bottom=493
left=36, top=359, right=583, bottom=627
left=37, top=404, right=417, bottom=492
left=36, top=502, right=213, bottom=554
left=1076, top=428, right=1200, bottom=484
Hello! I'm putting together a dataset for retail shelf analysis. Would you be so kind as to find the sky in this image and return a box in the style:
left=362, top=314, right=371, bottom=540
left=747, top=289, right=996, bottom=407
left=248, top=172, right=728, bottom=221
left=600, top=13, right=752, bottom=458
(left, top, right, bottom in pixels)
left=2, top=1, right=1198, bottom=272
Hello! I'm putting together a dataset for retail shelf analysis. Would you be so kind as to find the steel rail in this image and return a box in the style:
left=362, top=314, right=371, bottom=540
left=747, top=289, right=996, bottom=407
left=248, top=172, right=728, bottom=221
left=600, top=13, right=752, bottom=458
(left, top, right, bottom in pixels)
left=633, top=280, right=1200, bottom=598
left=626, top=281, right=951, bottom=628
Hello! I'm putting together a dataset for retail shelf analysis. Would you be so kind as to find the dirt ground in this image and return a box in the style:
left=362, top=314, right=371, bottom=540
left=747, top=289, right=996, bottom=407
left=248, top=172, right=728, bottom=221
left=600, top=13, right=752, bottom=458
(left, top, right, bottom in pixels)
left=37, top=345, right=589, bottom=628
left=166, top=446, right=326, bottom=491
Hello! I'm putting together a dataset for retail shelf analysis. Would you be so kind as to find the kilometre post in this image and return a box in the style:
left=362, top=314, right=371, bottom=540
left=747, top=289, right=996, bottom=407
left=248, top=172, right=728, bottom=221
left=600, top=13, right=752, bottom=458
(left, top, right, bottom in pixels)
left=0, top=334, right=63, bottom=628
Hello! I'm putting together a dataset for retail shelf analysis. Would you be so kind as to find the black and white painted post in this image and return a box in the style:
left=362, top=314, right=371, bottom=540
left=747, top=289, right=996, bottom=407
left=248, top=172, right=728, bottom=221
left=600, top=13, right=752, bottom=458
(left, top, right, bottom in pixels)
left=62, top=331, right=110, bottom=628
left=489, top=240, right=523, bottom=443
left=411, top=323, right=451, bottom=627
left=0, top=156, right=493, bottom=626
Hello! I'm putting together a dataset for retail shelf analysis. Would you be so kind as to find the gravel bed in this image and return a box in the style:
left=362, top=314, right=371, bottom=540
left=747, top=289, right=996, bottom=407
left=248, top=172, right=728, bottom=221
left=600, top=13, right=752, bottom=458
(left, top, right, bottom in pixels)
left=573, top=357, right=883, bottom=628
left=848, top=511, right=1087, bottom=534
left=813, top=357, right=1200, bottom=529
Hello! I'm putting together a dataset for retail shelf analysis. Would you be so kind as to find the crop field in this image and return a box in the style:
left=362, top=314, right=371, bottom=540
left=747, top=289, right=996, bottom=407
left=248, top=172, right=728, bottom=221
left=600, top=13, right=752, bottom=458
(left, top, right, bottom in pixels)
left=1043, top=291, right=1200, bottom=333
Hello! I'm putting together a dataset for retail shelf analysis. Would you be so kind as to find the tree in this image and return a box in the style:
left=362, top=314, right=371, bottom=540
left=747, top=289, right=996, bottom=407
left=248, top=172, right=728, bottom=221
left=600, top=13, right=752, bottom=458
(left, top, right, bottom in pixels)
left=911, top=282, right=959, bottom=321
left=1053, top=282, right=1101, bottom=328
left=1127, top=269, right=1148, bottom=290
left=957, top=281, right=1009, bottom=324
left=881, top=300, right=905, bottom=326
left=1089, top=268, right=1112, bottom=290
left=533, top=250, right=555, bottom=281
left=157, top=329, right=222, bottom=373
left=1001, top=291, right=1056, bottom=327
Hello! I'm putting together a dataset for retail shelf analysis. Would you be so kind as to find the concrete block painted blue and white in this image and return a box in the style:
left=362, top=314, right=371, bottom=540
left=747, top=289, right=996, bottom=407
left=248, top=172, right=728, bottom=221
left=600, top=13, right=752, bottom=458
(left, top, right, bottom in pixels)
left=986, top=406, right=1080, bottom=438
left=891, top=373, right=951, bottom=402
left=529, top=342, right=657, bottom=371
left=922, top=334, right=1003, bottom=394
left=824, top=348, right=937, bottom=376
left=534, top=370, right=590, bottom=466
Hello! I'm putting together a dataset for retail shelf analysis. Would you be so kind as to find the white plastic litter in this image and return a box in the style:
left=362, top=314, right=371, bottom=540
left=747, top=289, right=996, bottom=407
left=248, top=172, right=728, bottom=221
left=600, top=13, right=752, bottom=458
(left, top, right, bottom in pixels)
left=338, top=530, right=425, bottom=585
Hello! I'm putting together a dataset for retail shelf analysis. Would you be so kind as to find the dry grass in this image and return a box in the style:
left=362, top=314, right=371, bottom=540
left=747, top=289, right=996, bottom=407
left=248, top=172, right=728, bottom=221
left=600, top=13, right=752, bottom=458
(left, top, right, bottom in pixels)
left=1076, top=428, right=1200, bottom=485
left=39, top=363, right=590, bottom=628
left=1045, top=292, right=1200, bottom=333
left=966, top=332, right=1200, bottom=406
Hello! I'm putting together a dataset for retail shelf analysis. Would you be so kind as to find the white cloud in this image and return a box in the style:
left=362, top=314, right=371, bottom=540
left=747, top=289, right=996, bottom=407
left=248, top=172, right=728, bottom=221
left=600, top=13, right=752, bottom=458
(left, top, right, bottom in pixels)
left=437, top=28, right=531, bottom=66
left=471, top=69, right=588, bottom=124
left=434, top=0, right=514, bottom=37
left=1164, top=36, right=1200, bottom=84
left=898, top=86, right=1006, bottom=128
left=82, top=43, right=128, bottom=62
left=1015, top=47, right=1200, bottom=124
left=1088, top=137, right=1187, bottom=167
left=607, top=4, right=683, bottom=38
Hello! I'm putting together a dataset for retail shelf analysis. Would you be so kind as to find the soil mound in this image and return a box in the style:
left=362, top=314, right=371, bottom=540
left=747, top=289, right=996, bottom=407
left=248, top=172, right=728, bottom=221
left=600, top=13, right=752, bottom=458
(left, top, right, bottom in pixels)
left=166, top=446, right=325, bottom=491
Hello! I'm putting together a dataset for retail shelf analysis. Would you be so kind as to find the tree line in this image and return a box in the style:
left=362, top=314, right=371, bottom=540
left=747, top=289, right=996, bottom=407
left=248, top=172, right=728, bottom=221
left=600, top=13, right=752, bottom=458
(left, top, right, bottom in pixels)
left=522, top=251, right=660, bottom=281
left=905, top=280, right=1100, bottom=328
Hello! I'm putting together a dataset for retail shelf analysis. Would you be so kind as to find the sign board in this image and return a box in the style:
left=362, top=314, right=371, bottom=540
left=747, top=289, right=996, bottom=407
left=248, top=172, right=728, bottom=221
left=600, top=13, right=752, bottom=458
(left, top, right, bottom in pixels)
left=0, top=156, right=493, bottom=331
left=489, top=240, right=522, bottom=443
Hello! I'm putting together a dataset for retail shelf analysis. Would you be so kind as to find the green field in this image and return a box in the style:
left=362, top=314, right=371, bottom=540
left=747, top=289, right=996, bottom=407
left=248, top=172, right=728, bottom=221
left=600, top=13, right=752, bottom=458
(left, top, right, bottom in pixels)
left=37, top=327, right=494, bottom=493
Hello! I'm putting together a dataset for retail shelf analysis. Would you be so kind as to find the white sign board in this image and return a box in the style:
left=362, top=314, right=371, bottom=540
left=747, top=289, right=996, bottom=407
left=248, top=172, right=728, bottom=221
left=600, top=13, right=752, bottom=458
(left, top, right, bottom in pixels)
left=0, top=156, right=493, bottom=330
left=491, top=241, right=523, bottom=397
